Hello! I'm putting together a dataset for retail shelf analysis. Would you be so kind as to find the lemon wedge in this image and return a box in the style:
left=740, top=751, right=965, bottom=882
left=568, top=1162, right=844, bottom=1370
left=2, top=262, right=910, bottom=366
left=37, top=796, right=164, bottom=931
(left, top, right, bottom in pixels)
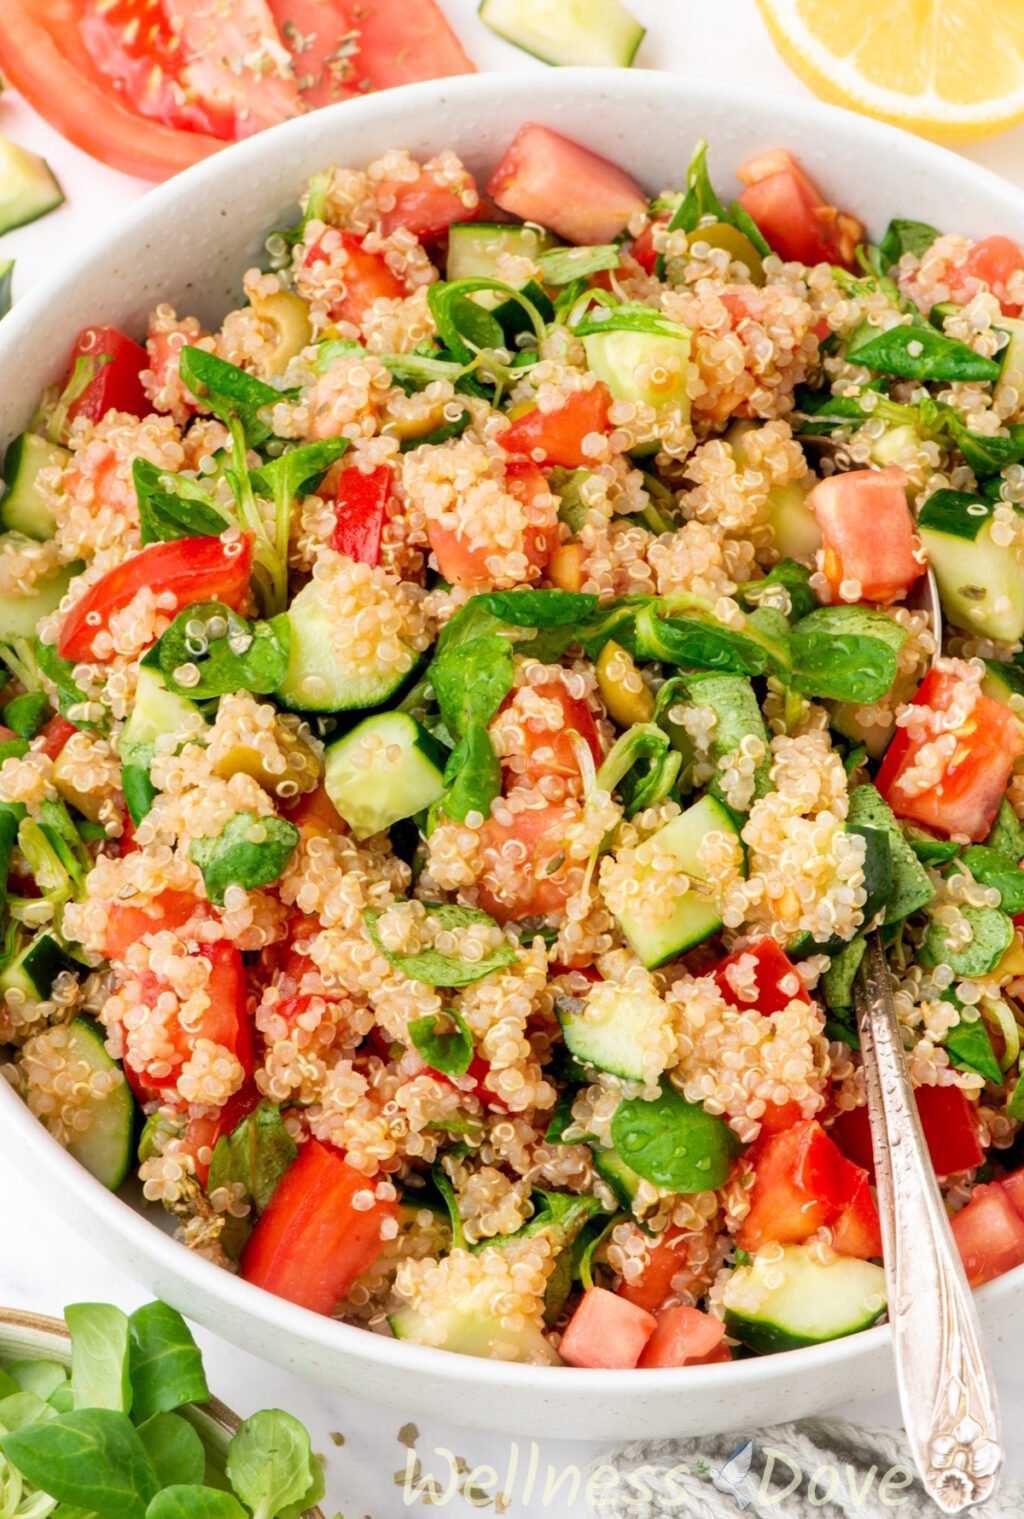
left=756, top=0, right=1024, bottom=141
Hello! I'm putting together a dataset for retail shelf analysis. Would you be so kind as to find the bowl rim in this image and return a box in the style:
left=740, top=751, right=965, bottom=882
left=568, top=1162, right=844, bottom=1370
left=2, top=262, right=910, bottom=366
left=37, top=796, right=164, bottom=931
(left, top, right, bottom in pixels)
left=2, top=63, right=1023, bottom=1407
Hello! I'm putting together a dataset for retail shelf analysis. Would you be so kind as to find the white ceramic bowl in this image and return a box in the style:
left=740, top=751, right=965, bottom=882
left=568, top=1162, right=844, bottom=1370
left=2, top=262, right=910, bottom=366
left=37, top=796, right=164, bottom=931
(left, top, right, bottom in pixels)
left=3, top=68, right=1024, bottom=1442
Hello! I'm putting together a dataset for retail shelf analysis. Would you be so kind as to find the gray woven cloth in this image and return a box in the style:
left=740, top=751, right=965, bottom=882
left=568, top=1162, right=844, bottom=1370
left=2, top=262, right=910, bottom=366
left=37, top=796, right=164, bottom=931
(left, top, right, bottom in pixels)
left=591, top=1419, right=1024, bottom=1518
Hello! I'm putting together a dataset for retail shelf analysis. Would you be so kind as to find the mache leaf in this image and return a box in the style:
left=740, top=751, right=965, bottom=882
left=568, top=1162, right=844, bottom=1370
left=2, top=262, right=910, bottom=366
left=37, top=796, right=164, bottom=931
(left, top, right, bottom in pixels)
left=846, top=323, right=1000, bottom=382
left=610, top=1079, right=741, bottom=1192
left=207, top=1099, right=297, bottom=1215
left=134, top=459, right=231, bottom=545
left=190, top=812, right=299, bottom=906
left=788, top=605, right=906, bottom=703
left=178, top=348, right=286, bottom=447
left=155, top=601, right=290, bottom=700
left=127, top=1302, right=210, bottom=1423
left=364, top=902, right=516, bottom=989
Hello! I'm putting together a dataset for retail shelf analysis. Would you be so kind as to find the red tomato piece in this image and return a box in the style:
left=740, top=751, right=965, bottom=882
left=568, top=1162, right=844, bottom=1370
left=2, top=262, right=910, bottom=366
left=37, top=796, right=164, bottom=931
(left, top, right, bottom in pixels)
left=125, top=942, right=253, bottom=1101
left=832, top=1084, right=984, bottom=1180
left=736, top=148, right=864, bottom=270
left=500, top=385, right=613, bottom=469
left=559, top=1287, right=656, bottom=1370
left=240, top=1138, right=396, bottom=1313
left=34, top=715, right=78, bottom=762
left=952, top=1182, right=1024, bottom=1287
left=709, top=938, right=811, bottom=1015
left=305, top=232, right=406, bottom=328
left=284, top=784, right=344, bottom=838
left=270, top=0, right=474, bottom=108
left=487, top=124, right=648, bottom=247
left=618, top=1227, right=697, bottom=1315
left=637, top=1306, right=730, bottom=1369
left=875, top=668, right=1024, bottom=842
left=57, top=532, right=254, bottom=662
left=182, top=1080, right=262, bottom=1188
left=830, top=1172, right=884, bottom=1260
left=757, top=1098, right=808, bottom=1135
left=426, top=458, right=557, bottom=589
left=79, top=0, right=300, bottom=140
left=738, top=1119, right=880, bottom=1257
left=331, top=465, right=390, bottom=565
left=949, top=236, right=1024, bottom=317
left=376, top=167, right=481, bottom=243
left=64, top=326, right=150, bottom=429
left=475, top=799, right=581, bottom=923
left=101, top=888, right=201, bottom=962
left=491, top=680, right=603, bottom=789
left=629, top=218, right=668, bottom=275
left=0, top=0, right=225, bottom=179
left=809, top=466, right=924, bottom=605
left=427, top=1051, right=509, bottom=1113
left=1001, top=1167, right=1024, bottom=1220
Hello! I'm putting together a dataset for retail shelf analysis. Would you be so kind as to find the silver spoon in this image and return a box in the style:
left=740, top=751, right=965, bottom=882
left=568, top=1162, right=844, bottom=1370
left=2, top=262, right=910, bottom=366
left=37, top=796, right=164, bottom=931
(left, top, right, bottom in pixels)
left=854, top=568, right=1004, bottom=1512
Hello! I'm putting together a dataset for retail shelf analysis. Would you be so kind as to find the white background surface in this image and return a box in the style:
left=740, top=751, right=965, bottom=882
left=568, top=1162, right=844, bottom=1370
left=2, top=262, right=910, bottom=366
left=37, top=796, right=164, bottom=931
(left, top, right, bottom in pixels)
left=3, top=1, right=1024, bottom=1512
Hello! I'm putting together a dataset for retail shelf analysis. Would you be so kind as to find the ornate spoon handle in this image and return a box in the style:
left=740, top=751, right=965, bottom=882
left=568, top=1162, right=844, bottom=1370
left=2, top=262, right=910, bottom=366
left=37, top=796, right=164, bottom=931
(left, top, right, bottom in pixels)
left=856, top=934, right=1003, bottom=1513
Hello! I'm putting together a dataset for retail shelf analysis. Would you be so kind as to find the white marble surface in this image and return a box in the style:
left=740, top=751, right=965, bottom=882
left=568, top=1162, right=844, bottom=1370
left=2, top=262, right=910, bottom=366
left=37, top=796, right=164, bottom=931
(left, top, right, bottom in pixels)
left=3, top=0, right=1024, bottom=1510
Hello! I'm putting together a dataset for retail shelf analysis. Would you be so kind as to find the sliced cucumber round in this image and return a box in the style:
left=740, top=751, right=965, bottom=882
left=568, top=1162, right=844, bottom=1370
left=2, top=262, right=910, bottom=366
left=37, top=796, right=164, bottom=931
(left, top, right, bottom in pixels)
left=559, top=984, right=667, bottom=1082
left=724, top=1244, right=887, bottom=1354
left=51, top=1018, right=135, bottom=1192
left=274, top=581, right=422, bottom=713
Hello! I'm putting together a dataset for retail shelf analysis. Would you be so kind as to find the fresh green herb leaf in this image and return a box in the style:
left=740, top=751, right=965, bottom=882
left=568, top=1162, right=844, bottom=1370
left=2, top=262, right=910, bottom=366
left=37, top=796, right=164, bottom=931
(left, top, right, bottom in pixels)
left=945, top=1012, right=1003, bottom=1086
left=2, top=690, right=49, bottom=739
left=136, top=1413, right=206, bottom=1489
left=441, top=720, right=502, bottom=824
left=609, top=1079, right=741, bottom=1191
left=207, top=1100, right=297, bottom=1215
left=537, top=245, right=620, bottom=285
left=878, top=218, right=941, bottom=267
left=788, top=605, right=906, bottom=703
left=155, top=601, right=290, bottom=700
left=35, top=636, right=96, bottom=726
left=574, top=301, right=690, bottom=341
left=666, top=139, right=727, bottom=236
left=737, top=561, right=819, bottom=622
left=66, top=1303, right=132, bottom=1414
left=190, top=812, right=299, bottom=906
left=134, top=459, right=231, bottom=545
left=147, top=1487, right=247, bottom=1519
left=430, top=636, right=514, bottom=737
left=431, top=1165, right=468, bottom=1249
left=408, top=1006, right=475, bottom=1077
left=577, top=1211, right=625, bottom=1293
left=226, top=1410, right=324, bottom=1519
left=398, top=409, right=471, bottom=451
left=478, top=588, right=598, bottom=628
left=847, top=323, right=1000, bottom=382
left=634, top=606, right=771, bottom=675
left=428, top=280, right=544, bottom=364
left=945, top=414, right=1024, bottom=477
left=959, top=846, right=1024, bottom=916
left=728, top=201, right=771, bottom=258
left=364, top=902, right=516, bottom=989
left=0, top=1409, right=159, bottom=1518
left=123, top=764, right=157, bottom=827
left=178, top=349, right=285, bottom=447
left=6, top=1359, right=66, bottom=1401
left=596, top=722, right=682, bottom=817
left=0, top=1390, right=56, bottom=1431
left=127, top=1302, right=210, bottom=1423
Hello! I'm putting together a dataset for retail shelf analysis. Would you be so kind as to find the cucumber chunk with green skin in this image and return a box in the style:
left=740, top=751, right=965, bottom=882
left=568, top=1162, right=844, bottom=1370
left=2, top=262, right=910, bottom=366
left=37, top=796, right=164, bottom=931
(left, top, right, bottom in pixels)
left=43, top=1018, right=135, bottom=1191
left=846, top=784, right=933, bottom=923
left=0, top=547, right=82, bottom=642
left=0, top=931, right=78, bottom=999
left=959, top=845, right=1024, bottom=916
left=446, top=222, right=557, bottom=284
left=583, top=326, right=692, bottom=423
left=0, top=434, right=68, bottom=540
left=986, top=798, right=1024, bottom=865
left=612, top=793, right=743, bottom=968
left=389, top=1276, right=561, bottom=1363
left=902, top=823, right=960, bottom=867
left=558, top=984, right=668, bottom=1082
left=0, top=137, right=64, bottom=236
left=919, top=904, right=1014, bottom=979
left=274, top=580, right=424, bottom=712
left=981, top=657, right=1024, bottom=712
left=324, top=712, right=446, bottom=841
left=120, top=666, right=205, bottom=768
left=724, top=1245, right=887, bottom=1354
left=917, top=489, right=1024, bottom=643
left=591, top=1145, right=644, bottom=1209
left=478, top=0, right=646, bottom=67
left=727, top=422, right=821, bottom=562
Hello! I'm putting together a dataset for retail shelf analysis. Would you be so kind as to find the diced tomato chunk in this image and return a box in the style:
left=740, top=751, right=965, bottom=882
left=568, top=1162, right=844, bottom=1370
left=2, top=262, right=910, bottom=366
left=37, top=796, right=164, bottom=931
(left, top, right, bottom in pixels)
left=376, top=166, right=481, bottom=242
left=124, top=942, right=252, bottom=1102
left=736, top=149, right=864, bottom=270
left=948, top=236, right=1024, bottom=317
left=830, top=1172, right=884, bottom=1259
left=241, top=1138, right=395, bottom=1313
left=101, top=889, right=201, bottom=962
left=637, top=1306, right=730, bottom=1369
left=426, top=458, right=557, bottom=588
left=475, top=798, right=581, bottom=922
left=183, top=1080, right=262, bottom=1188
left=487, top=124, right=648, bottom=247
left=739, top=1119, right=880, bottom=1258
left=952, top=1182, right=1024, bottom=1286
left=618, top=1227, right=697, bottom=1314
left=491, top=680, right=602, bottom=790
left=710, top=938, right=810, bottom=1015
left=809, top=467, right=924, bottom=605
left=34, top=714, right=77, bottom=762
left=332, top=465, right=391, bottom=565
left=832, top=1084, right=984, bottom=1179
left=875, top=668, right=1024, bottom=842
left=559, top=1287, right=656, bottom=1369
left=1001, top=1167, right=1024, bottom=1220
left=285, top=784, right=344, bottom=838
left=630, top=218, right=668, bottom=275
left=500, top=385, right=613, bottom=469
left=64, top=326, right=150, bottom=427
left=305, top=232, right=406, bottom=329
left=427, top=1051, right=509, bottom=1113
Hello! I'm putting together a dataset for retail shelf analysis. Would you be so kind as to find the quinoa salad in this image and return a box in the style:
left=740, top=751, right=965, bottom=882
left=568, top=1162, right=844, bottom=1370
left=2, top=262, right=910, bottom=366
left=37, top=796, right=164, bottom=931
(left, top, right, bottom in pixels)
left=4, top=126, right=1024, bottom=1371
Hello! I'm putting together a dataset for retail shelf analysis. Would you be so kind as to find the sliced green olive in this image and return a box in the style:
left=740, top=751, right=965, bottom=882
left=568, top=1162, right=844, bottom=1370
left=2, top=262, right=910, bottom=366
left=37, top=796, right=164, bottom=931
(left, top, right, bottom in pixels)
left=689, top=222, right=765, bottom=285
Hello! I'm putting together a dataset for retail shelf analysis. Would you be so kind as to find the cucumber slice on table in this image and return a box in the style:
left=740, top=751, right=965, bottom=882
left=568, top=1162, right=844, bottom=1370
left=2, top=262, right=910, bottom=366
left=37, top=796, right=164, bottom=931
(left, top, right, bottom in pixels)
left=274, top=580, right=422, bottom=713
left=0, top=137, right=64, bottom=237
left=0, top=433, right=68, bottom=540
left=324, top=711, right=446, bottom=841
left=917, top=489, right=1024, bottom=644
left=724, top=1244, right=887, bottom=1354
left=0, top=544, right=81, bottom=642
left=478, top=0, right=646, bottom=68
left=612, top=793, right=743, bottom=968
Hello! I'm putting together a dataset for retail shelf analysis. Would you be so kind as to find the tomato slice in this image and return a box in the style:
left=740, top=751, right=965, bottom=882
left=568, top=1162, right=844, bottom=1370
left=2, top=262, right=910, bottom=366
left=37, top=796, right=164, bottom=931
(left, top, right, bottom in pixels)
left=952, top=1182, right=1024, bottom=1287
left=64, top=326, right=150, bottom=429
left=559, top=1287, right=656, bottom=1370
left=875, top=667, right=1024, bottom=842
left=425, top=458, right=557, bottom=590
left=269, top=0, right=474, bottom=108
left=487, top=124, right=648, bottom=247
left=101, top=888, right=201, bottom=962
left=34, top=714, right=78, bottom=762
left=832, top=1084, right=983, bottom=1179
left=949, top=236, right=1024, bottom=317
left=0, top=0, right=226, bottom=179
left=305, top=232, right=406, bottom=328
left=376, top=165, right=481, bottom=243
left=125, top=941, right=253, bottom=1101
left=500, top=385, right=613, bottom=469
left=240, top=1138, right=396, bottom=1313
left=736, top=148, right=864, bottom=270
left=491, top=680, right=603, bottom=790
left=284, top=784, right=344, bottom=838
left=1001, top=1166, right=1024, bottom=1220
left=809, top=466, right=924, bottom=605
left=637, top=1306, right=730, bottom=1369
left=709, top=938, right=810, bottom=1015
left=331, top=465, right=390, bottom=565
left=738, top=1119, right=880, bottom=1257
left=57, top=532, right=254, bottom=662
left=617, top=1227, right=698, bottom=1314
left=629, top=218, right=668, bottom=275
left=475, top=798, right=581, bottom=923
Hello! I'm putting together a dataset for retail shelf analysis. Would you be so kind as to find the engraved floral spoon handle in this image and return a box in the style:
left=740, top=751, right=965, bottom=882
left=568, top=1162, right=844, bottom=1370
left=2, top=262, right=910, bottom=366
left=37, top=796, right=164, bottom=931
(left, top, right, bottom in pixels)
left=856, top=934, right=1003, bottom=1512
